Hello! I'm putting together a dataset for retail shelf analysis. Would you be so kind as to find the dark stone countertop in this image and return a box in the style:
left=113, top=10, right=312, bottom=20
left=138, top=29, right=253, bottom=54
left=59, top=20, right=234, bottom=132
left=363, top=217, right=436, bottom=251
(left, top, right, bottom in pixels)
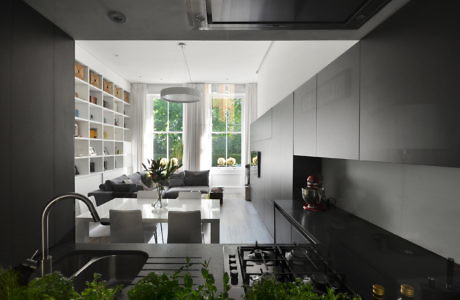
left=274, top=199, right=460, bottom=300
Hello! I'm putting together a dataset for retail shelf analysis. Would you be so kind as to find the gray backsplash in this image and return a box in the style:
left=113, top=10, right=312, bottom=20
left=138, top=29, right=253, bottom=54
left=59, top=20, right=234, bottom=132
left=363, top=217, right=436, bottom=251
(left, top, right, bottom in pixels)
left=323, top=158, right=460, bottom=261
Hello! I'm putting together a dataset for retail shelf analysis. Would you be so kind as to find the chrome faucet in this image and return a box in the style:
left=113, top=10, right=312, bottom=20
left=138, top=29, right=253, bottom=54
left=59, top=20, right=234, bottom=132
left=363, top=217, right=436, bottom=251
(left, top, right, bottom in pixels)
left=40, top=193, right=102, bottom=276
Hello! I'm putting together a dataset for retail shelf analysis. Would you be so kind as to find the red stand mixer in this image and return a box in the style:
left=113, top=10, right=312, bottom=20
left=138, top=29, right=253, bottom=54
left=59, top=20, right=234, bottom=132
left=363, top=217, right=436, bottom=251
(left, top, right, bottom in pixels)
left=301, top=175, right=327, bottom=211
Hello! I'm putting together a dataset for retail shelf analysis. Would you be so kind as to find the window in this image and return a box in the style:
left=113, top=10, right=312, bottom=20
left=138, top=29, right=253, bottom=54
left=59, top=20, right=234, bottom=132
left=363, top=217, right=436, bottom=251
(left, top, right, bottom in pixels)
left=153, top=97, right=184, bottom=163
left=211, top=96, right=243, bottom=167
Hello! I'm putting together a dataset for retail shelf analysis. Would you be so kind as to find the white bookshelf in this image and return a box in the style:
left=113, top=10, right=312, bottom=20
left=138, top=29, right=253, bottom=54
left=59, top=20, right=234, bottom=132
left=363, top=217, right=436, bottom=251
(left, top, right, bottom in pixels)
left=74, top=60, right=132, bottom=177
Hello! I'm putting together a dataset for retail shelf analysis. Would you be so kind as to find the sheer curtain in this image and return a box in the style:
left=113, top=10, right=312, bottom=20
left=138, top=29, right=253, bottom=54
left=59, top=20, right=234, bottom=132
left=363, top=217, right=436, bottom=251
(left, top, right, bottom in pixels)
left=131, top=83, right=152, bottom=171
left=183, top=83, right=212, bottom=171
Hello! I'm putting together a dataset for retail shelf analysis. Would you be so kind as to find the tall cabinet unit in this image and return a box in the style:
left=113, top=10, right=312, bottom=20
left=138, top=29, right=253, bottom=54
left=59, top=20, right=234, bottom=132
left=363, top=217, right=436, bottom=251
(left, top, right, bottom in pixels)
left=74, top=61, right=132, bottom=179
left=293, top=76, right=317, bottom=157
left=316, top=44, right=360, bottom=160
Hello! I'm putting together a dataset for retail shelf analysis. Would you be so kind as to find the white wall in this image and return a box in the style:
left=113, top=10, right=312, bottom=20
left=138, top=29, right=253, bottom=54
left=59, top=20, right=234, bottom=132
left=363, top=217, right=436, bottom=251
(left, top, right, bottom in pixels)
left=323, top=158, right=460, bottom=261
left=256, top=41, right=357, bottom=117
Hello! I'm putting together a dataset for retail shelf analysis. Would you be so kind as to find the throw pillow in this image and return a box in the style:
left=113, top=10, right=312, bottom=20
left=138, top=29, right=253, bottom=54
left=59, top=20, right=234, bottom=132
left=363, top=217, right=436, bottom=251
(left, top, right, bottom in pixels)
left=184, top=170, right=209, bottom=186
left=168, top=172, right=185, bottom=187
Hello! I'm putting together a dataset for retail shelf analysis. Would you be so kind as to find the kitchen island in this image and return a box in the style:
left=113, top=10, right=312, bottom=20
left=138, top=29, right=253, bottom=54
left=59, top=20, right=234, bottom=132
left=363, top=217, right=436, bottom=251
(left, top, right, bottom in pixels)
left=274, top=199, right=460, bottom=300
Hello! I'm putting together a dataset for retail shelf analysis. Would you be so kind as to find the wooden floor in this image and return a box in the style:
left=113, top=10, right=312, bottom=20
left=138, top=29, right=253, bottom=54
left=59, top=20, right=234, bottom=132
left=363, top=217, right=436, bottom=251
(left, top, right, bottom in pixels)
left=149, top=192, right=273, bottom=244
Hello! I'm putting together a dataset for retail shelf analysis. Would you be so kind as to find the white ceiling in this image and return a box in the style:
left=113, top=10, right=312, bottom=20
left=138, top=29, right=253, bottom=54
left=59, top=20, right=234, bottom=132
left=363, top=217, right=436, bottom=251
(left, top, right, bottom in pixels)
left=76, top=40, right=271, bottom=83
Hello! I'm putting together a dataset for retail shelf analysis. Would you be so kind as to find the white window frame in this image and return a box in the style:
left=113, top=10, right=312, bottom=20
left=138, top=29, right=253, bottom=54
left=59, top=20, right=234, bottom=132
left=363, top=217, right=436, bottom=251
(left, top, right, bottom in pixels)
left=152, top=95, right=184, bottom=161
left=211, top=93, right=245, bottom=168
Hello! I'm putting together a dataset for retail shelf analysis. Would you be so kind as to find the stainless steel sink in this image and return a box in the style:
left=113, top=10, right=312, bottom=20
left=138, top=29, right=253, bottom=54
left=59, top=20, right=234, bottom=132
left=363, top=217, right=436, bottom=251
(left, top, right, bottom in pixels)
left=52, top=250, right=148, bottom=292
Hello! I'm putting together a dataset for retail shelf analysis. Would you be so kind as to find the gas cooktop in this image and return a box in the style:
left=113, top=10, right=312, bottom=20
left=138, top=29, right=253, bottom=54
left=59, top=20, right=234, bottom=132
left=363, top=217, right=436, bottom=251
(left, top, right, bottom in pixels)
left=223, top=243, right=356, bottom=297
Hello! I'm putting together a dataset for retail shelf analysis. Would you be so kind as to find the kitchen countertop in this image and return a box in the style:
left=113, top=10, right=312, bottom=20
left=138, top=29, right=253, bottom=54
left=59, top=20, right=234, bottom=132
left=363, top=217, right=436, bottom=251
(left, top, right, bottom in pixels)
left=274, top=199, right=460, bottom=300
left=50, top=243, right=237, bottom=299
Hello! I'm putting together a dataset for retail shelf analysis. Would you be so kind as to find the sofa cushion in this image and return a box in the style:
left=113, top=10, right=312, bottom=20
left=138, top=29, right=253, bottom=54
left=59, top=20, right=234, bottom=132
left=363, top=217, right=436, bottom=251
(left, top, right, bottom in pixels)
left=168, top=172, right=185, bottom=187
left=128, top=172, right=144, bottom=185
left=104, top=175, right=130, bottom=191
left=163, top=186, right=209, bottom=199
left=111, top=183, right=137, bottom=193
left=184, top=170, right=209, bottom=186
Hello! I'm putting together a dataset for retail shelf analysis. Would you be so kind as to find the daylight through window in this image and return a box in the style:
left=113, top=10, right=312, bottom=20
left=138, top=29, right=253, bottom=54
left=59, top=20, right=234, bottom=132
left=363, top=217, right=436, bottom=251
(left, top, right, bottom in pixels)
left=152, top=97, right=184, bottom=164
left=211, top=95, right=243, bottom=167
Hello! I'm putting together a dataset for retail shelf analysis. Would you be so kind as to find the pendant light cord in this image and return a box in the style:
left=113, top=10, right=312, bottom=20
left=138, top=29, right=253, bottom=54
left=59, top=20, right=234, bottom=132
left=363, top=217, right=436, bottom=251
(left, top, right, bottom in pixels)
left=179, top=42, right=193, bottom=82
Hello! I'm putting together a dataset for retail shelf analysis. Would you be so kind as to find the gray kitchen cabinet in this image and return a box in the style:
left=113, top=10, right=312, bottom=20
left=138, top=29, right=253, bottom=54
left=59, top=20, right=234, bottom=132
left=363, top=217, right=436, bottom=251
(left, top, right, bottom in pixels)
left=359, top=0, right=460, bottom=167
left=274, top=208, right=291, bottom=243
left=317, top=43, right=360, bottom=160
left=294, top=76, right=317, bottom=157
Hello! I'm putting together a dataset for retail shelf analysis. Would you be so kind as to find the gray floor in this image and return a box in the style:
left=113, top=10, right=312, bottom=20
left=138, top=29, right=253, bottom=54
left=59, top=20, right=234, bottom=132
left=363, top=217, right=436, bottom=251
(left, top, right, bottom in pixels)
left=150, top=192, right=273, bottom=244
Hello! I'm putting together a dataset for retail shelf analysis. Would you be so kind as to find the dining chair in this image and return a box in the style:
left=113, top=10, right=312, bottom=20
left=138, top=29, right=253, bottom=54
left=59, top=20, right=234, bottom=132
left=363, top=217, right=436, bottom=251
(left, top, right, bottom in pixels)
left=167, top=210, right=203, bottom=243
left=177, top=191, right=202, bottom=200
left=137, top=190, right=164, bottom=243
left=109, top=209, right=155, bottom=243
left=76, top=196, right=110, bottom=242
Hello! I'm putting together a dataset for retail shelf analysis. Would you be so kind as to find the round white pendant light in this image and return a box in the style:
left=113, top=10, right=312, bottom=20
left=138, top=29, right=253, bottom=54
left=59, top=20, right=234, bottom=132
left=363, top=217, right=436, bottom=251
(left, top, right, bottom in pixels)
left=160, top=87, right=201, bottom=103
left=160, top=43, right=200, bottom=103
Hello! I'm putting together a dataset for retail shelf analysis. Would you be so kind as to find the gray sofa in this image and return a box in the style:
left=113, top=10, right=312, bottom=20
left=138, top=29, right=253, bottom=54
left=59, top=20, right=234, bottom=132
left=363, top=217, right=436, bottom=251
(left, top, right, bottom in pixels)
left=89, top=170, right=210, bottom=205
left=163, top=170, right=210, bottom=199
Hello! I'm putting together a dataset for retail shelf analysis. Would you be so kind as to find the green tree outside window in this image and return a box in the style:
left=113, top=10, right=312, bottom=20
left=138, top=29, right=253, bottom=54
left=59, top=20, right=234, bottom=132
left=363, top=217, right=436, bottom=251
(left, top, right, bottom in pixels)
left=153, top=98, right=183, bottom=164
left=211, top=97, right=243, bottom=167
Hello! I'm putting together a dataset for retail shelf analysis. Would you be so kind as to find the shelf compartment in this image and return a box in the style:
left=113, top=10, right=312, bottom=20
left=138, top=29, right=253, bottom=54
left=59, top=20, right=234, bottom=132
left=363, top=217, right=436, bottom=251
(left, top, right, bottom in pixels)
left=75, top=101, right=89, bottom=120
left=75, top=158, right=89, bottom=176
left=115, top=156, right=124, bottom=169
left=89, top=123, right=102, bottom=139
left=75, top=80, right=89, bottom=101
left=114, top=127, right=124, bottom=141
left=115, top=141, right=124, bottom=155
left=74, top=120, right=89, bottom=138
left=90, top=139, right=103, bottom=156
left=103, top=79, right=114, bottom=95
left=90, top=157, right=103, bottom=173
left=103, top=141, right=115, bottom=156
left=89, top=105, right=103, bottom=123
left=74, top=61, right=88, bottom=82
left=75, top=138, right=89, bottom=157
left=89, top=70, right=102, bottom=89
left=123, top=90, right=130, bottom=104
left=103, top=110, right=114, bottom=126
left=103, top=156, right=115, bottom=171
left=103, top=125, right=114, bottom=140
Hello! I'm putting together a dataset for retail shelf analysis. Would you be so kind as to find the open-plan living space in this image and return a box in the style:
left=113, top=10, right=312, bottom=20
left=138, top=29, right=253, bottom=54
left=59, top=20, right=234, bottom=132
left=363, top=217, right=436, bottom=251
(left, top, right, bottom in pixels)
left=2, top=0, right=460, bottom=299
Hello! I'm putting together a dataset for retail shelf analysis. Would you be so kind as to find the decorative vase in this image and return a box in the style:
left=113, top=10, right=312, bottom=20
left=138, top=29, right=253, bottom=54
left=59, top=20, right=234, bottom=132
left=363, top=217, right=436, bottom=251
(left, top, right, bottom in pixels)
left=154, top=183, right=165, bottom=208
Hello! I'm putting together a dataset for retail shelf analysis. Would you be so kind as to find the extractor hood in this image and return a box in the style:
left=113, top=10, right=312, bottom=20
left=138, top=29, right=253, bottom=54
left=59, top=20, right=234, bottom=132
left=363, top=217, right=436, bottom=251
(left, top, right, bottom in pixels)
left=188, top=0, right=392, bottom=30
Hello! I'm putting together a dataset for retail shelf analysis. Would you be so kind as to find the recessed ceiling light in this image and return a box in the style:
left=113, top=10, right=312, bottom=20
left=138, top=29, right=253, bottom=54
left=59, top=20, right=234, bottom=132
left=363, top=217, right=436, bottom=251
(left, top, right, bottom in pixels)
left=107, top=11, right=127, bottom=24
left=114, top=54, right=119, bottom=57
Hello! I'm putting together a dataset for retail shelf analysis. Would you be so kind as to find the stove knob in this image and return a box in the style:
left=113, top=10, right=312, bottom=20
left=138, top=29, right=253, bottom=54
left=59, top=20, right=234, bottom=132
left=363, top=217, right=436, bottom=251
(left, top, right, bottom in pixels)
left=229, top=258, right=237, bottom=264
left=229, top=254, right=236, bottom=258
left=230, top=269, right=238, bottom=285
left=230, top=263, right=237, bottom=270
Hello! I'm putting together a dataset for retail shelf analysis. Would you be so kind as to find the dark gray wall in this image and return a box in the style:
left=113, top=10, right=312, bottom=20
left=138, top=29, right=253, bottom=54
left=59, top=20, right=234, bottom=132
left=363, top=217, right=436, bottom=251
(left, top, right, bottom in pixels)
left=0, top=0, right=74, bottom=267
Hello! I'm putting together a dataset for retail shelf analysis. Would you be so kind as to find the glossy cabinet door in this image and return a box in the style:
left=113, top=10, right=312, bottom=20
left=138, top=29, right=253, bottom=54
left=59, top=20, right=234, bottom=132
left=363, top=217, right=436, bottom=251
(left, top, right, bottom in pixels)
left=317, top=44, right=360, bottom=160
left=294, top=76, right=317, bottom=156
left=359, top=0, right=460, bottom=167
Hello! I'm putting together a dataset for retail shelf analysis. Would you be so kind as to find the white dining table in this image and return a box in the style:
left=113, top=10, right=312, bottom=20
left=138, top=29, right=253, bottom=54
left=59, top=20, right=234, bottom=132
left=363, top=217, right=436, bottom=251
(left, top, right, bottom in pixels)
left=76, top=198, right=221, bottom=243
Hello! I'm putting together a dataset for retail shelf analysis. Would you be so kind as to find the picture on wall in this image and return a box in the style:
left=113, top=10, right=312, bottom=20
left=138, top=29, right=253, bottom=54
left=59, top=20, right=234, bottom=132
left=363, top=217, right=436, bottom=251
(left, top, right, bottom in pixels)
left=250, top=151, right=261, bottom=178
